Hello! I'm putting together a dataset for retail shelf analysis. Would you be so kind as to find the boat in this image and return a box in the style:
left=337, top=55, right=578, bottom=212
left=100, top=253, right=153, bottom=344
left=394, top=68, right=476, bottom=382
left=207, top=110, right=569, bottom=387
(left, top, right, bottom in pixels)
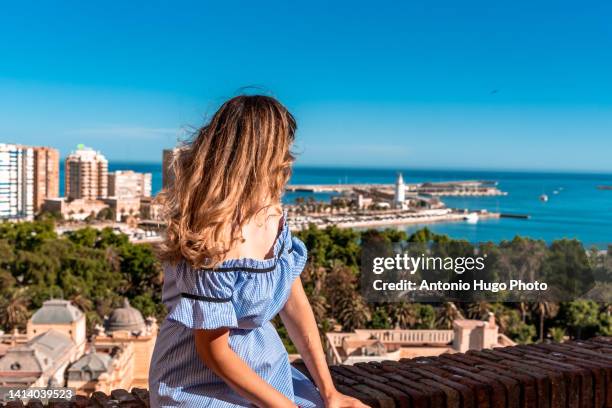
left=464, top=213, right=479, bottom=223
left=539, top=194, right=549, bottom=202
left=597, top=185, right=612, bottom=190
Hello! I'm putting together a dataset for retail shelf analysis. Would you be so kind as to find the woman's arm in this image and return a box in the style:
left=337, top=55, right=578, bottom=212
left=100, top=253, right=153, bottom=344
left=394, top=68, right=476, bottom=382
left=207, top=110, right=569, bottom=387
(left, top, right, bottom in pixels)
left=194, top=328, right=296, bottom=408
left=280, top=279, right=370, bottom=408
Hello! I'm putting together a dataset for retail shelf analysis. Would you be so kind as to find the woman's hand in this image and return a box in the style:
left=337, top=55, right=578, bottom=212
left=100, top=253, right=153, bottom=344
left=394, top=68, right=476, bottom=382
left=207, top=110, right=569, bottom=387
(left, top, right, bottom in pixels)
left=323, top=389, right=370, bottom=408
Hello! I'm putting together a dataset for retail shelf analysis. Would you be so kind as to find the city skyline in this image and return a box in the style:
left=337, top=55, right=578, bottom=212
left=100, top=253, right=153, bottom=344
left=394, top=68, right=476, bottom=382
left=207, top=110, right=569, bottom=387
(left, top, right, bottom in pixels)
left=1, top=1, right=612, bottom=172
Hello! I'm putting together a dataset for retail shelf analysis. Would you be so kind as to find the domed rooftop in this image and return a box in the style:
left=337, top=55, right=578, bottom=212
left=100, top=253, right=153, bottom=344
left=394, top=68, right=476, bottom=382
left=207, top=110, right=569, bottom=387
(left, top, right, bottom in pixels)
left=30, top=299, right=83, bottom=325
left=105, top=299, right=145, bottom=334
left=67, top=350, right=113, bottom=381
left=69, top=351, right=112, bottom=372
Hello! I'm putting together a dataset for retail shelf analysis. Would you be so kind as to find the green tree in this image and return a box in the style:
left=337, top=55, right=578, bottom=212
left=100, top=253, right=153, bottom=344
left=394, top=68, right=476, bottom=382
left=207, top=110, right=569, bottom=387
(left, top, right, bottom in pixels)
left=0, top=288, right=30, bottom=331
left=548, top=327, right=566, bottom=342
left=560, top=300, right=600, bottom=339
left=597, top=312, right=612, bottom=336
left=544, top=240, right=594, bottom=299
left=504, top=309, right=536, bottom=343
left=414, top=304, right=437, bottom=329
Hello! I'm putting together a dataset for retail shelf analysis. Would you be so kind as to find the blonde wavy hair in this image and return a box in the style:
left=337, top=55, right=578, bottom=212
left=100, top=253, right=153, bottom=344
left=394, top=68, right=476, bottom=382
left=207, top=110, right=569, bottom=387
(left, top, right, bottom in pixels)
left=158, top=95, right=296, bottom=269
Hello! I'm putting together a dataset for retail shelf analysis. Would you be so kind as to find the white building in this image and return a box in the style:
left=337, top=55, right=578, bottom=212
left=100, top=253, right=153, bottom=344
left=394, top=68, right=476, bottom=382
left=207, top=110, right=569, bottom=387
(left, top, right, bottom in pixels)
left=108, top=170, right=152, bottom=199
left=325, top=313, right=515, bottom=365
left=393, top=172, right=407, bottom=210
left=0, top=143, right=34, bottom=220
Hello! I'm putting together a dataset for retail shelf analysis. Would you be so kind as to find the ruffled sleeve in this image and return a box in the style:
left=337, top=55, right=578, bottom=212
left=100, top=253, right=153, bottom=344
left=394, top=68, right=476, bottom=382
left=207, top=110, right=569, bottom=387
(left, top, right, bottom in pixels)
left=167, top=263, right=238, bottom=330
left=286, top=230, right=308, bottom=280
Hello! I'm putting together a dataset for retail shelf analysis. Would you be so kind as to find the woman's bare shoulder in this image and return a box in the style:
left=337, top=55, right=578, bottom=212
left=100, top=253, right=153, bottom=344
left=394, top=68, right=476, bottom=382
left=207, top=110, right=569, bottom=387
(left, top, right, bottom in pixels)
left=226, top=204, right=283, bottom=261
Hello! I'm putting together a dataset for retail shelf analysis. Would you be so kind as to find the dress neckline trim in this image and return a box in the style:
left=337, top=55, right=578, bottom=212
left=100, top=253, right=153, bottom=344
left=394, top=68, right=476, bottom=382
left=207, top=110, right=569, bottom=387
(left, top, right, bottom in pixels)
left=196, top=213, right=289, bottom=273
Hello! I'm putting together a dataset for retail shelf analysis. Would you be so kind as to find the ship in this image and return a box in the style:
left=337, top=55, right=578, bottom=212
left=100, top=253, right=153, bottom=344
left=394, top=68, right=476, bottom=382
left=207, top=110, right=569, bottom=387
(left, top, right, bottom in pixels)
left=464, top=213, right=479, bottom=223
left=539, top=194, right=549, bottom=202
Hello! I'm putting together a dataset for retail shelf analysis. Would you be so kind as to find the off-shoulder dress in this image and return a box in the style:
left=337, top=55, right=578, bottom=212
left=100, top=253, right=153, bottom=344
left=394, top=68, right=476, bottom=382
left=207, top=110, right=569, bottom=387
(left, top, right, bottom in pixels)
left=149, top=221, right=323, bottom=407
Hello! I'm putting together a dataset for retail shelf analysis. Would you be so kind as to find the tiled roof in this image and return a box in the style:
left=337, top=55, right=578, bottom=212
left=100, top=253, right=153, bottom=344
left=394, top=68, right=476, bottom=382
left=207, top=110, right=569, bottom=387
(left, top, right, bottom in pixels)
left=0, top=330, right=73, bottom=373
left=1, top=337, right=610, bottom=407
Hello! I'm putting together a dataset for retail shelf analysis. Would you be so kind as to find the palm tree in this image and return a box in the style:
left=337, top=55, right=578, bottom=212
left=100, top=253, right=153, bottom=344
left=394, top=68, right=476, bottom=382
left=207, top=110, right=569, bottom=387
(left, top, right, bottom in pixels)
left=519, top=302, right=529, bottom=323
left=309, top=292, right=328, bottom=325
left=0, top=288, right=30, bottom=331
left=435, top=302, right=464, bottom=329
left=467, top=301, right=491, bottom=320
left=389, top=302, right=417, bottom=329
left=530, top=301, right=559, bottom=342
left=338, top=293, right=371, bottom=331
left=325, top=264, right=356, bottom=318
left=495, top=311, right=510, bottom=333
left=70, top=294, right=93, bottom=313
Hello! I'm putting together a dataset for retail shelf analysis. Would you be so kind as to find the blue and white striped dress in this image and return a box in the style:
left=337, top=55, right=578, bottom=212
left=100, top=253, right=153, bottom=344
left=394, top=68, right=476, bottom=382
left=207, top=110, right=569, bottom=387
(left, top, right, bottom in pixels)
left=149, top=222, right=324, bottom=407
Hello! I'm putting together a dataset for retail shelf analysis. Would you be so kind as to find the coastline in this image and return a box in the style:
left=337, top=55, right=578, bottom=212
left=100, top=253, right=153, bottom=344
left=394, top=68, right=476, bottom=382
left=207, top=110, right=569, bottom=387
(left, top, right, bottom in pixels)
left=287, top=211, right=500, bottom=232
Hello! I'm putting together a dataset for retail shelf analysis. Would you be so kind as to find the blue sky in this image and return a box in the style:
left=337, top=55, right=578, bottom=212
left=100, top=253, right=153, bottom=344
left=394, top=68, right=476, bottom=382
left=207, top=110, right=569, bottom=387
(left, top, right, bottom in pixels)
left=1, top=0, right=611, bottom=171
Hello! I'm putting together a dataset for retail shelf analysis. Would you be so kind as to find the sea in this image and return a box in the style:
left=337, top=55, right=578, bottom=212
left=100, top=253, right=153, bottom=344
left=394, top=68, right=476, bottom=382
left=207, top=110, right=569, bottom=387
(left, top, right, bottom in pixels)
left=59, top=164, right=612, bottom=247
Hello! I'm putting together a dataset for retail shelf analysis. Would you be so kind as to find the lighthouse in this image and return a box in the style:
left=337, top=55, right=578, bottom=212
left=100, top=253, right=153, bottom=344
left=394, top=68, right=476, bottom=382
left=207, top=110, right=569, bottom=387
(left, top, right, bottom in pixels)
left=394, top=172, right=406, bottom=209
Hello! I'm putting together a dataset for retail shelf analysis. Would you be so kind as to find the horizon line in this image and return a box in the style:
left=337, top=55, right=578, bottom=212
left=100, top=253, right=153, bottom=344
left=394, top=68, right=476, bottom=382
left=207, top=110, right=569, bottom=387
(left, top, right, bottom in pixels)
left=84, top=161, right=612, bottom=176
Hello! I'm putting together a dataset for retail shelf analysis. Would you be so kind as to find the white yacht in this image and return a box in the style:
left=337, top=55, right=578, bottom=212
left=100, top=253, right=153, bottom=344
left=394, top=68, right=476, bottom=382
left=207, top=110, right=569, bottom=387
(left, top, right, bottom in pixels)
left=464, top=212, right=479, bottom=223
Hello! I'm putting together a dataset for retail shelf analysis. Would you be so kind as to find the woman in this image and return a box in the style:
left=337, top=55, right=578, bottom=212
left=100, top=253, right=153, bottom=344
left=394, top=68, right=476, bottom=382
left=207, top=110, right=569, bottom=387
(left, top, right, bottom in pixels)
left=150, top=95, right=369, bottom=408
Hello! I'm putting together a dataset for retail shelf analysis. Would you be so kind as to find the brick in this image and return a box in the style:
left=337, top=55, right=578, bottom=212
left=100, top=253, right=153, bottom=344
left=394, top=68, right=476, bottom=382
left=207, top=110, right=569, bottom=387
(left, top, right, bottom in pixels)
left=90, top=392, right=119, bottom=408
left=352, top=384, right=396, bottom=408
left=336, top=384, right=381, bottom=407
left=400, top=364, right=476, bottom=408
left=506, top=346, right=586, bottom=408
left=489, top=348, right=569, bottom=408
left=439, top=364, right=507, bottom=408
left=386, top=377, right=434, bottom=408
left=129, top=389, right=149, bottom=408
left=45, top=403, right=72, bottom=408
left=110, top=389, right=142, bottom=408
left=470, top=349, right=549, bottom=408
left=419, top=364, right=492, bottom=408
left=525, top=348, right=597, bottom=408
left=438, top=354, right=520, bottom=408
left=73, top=395, right=90, bottom=408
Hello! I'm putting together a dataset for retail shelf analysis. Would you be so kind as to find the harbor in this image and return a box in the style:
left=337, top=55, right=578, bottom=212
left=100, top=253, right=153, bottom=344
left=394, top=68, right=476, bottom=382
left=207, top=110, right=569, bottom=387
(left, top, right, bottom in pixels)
left=286, top=208, right=501, bottom=231
left=285, top=174, right=506, bottom=231
left=287, top=180, right=507, bottom=197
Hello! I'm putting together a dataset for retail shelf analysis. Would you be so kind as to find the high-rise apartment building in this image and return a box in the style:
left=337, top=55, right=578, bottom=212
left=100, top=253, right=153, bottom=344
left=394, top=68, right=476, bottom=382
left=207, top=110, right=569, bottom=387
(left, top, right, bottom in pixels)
left=0, top=143, right=34, bottom=219
left=108, top=170, right=152, bottom=198
left=65, top=145, right=108, bottom=200
left=32, top=147, right=59, bottom=212
left=162, top=149, right=175, bottom=189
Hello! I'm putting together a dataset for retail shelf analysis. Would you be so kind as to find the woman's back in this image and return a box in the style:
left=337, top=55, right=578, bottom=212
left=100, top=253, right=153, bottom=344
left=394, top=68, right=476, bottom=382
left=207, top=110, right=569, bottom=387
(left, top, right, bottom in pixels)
left=223, top=204, right=283, bottom=262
